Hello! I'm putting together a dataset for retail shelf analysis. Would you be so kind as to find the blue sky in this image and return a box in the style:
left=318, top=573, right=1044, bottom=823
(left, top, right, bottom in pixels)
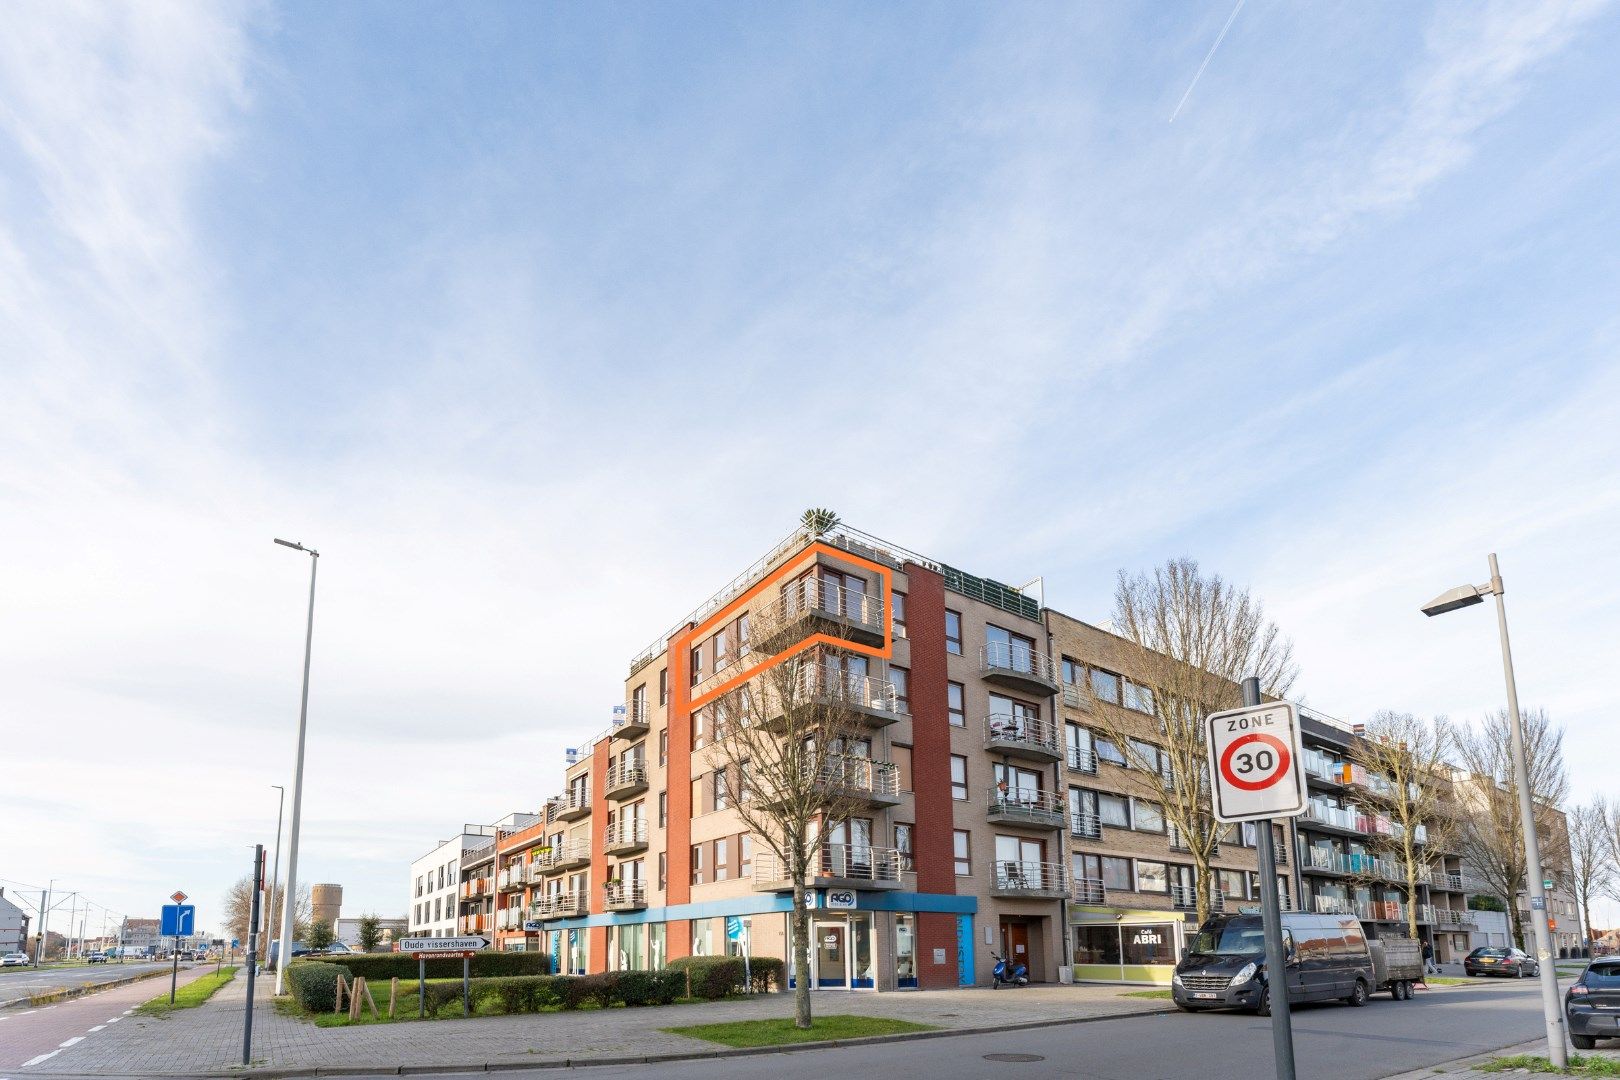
left=2, top=1, right=1617, bottom=933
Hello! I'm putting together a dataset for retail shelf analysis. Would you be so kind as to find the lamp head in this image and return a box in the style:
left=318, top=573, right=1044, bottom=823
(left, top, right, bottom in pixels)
left=1421, top=584, right=1486, bottom=618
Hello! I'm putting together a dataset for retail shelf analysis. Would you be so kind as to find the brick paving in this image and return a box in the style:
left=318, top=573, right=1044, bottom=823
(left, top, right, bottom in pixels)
left=0, top=964, right=219, bottom=1071
left=17, top=976, right=1172, bottom=1076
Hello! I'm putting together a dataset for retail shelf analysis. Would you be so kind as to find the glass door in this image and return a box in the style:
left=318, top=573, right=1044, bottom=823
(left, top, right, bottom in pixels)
left=814, top=920, right=849, bottom=988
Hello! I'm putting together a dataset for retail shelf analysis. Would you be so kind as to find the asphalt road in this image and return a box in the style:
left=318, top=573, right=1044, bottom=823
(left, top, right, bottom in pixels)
left=344, top=978, right=1561, bottom=1080
left=0, top=964, right=177, bottom=1004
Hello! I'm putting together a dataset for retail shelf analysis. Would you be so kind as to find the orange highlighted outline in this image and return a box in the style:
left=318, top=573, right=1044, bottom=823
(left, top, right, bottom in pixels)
left=678, top=542, right=893, bottom=712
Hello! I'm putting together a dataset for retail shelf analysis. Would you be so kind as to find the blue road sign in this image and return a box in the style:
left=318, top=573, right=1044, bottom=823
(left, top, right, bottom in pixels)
left=231, top=939, right=240, bottom=949
left=161, top=904, right=195, bottom=937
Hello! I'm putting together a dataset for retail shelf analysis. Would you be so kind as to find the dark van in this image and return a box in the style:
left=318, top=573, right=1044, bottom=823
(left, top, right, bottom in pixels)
left=1173, top=913, right=1376, bottom=1014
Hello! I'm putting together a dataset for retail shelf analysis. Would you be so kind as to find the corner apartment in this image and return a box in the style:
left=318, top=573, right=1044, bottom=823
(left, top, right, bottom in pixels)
left=410, top=825, right=499, bottom=939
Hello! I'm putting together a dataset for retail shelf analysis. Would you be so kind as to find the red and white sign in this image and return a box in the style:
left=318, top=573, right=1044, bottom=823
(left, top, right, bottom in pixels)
left=1205, top=701, right=1306, bottom=823
left=170, top=891, right=189, bottom=904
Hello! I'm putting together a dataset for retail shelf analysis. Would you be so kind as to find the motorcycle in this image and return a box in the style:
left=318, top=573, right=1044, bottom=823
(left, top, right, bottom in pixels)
left=992, top=951, right=1028, bottom=988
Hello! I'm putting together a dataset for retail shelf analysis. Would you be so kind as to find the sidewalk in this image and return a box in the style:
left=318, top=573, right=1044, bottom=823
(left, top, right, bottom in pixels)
left=19, top=977, right=1174, bottom=1076
left=1380, top=1037, right=1620, bottom=1079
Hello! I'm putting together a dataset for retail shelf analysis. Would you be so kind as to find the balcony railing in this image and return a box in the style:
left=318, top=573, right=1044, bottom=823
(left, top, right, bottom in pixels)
left=1071, top=810, right=1102, bottom=840
left=532, top=891, right=588, bottom=920
left=753, top=844, right=905, bottom=890
left=1303, top=802, right=1359, bottom=831
left=1172, top=884, right=1219, bottom=911
left=992, top=860, right=1067, bottom=898
left=1169, top=827, right=1218, bottom=856
left=984, top=714, right=1061, bottom=762
left=603, top=880, right=648, bottom=911
left=806, top=755, right=901, bottom=803
left=1062, top=683, right=1084, bottom=709
left=1067, top=745, right=1098, bottom=774
left=497, top=867, right=526, bottom=891
left=604, top=819, right=649, bottom=855
left=605, top=762, right=648, bottom=800
left=772, top=576, right=887, bottom=636
left=461, top=877, right=491, bottom=898
left=986, top=787, right=1066, bottom=829
left=1429, top=870, right=1464, bottom=892
left=551, top=788, right=591, bottom=821
left=613, top=699, right=651, bottom=740
left=980, top=642, right=1059, bottom=692
left=1302, top=749, right=1342, bottom=783
left=1072, top=876, right=1106, bottom=904
left=525, top=862, right=547, bottom=884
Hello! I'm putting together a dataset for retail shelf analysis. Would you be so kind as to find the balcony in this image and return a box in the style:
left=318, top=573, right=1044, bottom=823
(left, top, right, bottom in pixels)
left=497, top=867, right=526, bottom=891
left=1067, top=745, right=1098, bottom=775
left=525, top=862, right=547, bottom=885
left=459, top=913, right=490, bottom=934
left=539, top=839, right=591, bottom=873
left=613, top=700, right=651, bottom=741
left=552, top=789, right=591, bottom=822
left=532, top=891, right=588, bottom=920
left=460, top=877, right=491, bottom=899
left=758, top=576, right=888, bottom=650
left=1061, top=682, right=1085, bottom=710
left=1302, top=749, right=1344, bottom=786
left=604, top=819, right=650, bottom=857
left=753, top=844, right=906, bottom=893
left=603, top=880, right=648, bottom=912
left=805, top=755, right=902, bottom=807
left=986, top=787, right=1066, bottom=830
left=1071, top=810, right=1102, bottom=840
left=1429, top=870, right=1464, bottom=892
left=983, top=714, right=1062, bottom=764
left=605, top=762, right=648, bottom=801
left=1431, top=907, right=1478, bottom=929
left=990, top=860, right=1067, bottom=899
left=1169, top=826, right=1218, bottom=856
left=980, top=642, right=1059, bottom=696
left=1072, top=877, right=1106, bottom=905
left=1172, top=885, right=1225, bottom=912
left=1301, top=802, right=1360, bottom=833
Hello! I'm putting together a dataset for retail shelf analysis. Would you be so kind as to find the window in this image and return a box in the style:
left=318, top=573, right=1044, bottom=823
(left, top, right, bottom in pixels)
left=1098, top=792, right=1130, bottom=828
left=1218, top=869, right=1248, bottom=900
left=953, top=830, right=971, bottom=875
left=1094, top=735, right=1126, bottom=766
left=1129, top=739, right=1162, bottom=774
left=738, top=758, right=752, bottom=802
left=691, top=706, right=706, bottom=749
left=892, top=591, right=907, bottom=638
left=985, top=625, right=1038, bottom=672
left=658, top=791, right=667, bottom=828
left=690, top=844, right=706, bottom=886
left=433, top=898, right=441, bottom=921
left=944, top=610, right=963, bottom=654
left=1132, top=799, right=1164, bottom=833
left=690, top=645, right=703, bottom=687
left=691, top=776, right=704, bottom=815
left=1101, top=856, right=1133, bottom=892
left=740, top=834, right=752, bottom=877
left=659, top=668, right=668, bottom=706
left=895, top=823, right=914, bottom=871
left=893, top=743, right=913, bottom=791
left=948, top=682, right=965, bottom=727
left=1090, top=668, right=1121, bottom=705
left=1136, top=860, right=1169, bottom=893
left=714, top=838, right=730, bottom=881
left=1061, top=656, right=1083, bottom=686
left=950, top=755, right=968, bottom=801
left=888, top=666, right=910, bottom=713
left=714, top=769, right=731, bottom=811
left=1123, top=680, right=1154, bottom=714
left=416, top=876, right=423, bottom=897
left=713, top=624, right=731, bottom=670
left=658, top=851, right=667, bottom=890
left=659, top=729, right=668, bottom=766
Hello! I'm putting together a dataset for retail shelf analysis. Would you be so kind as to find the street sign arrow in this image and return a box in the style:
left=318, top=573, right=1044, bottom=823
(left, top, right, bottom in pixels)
left=398, top=935, right=488, bottom=954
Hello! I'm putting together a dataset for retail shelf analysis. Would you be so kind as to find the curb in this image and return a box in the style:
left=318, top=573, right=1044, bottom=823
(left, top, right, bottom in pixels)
left=1372, top=1037, right=1552, bottom=1079
left=17, top=1001, right=1176, bottom=1078
left=2, top=968, right=175, bottom=1011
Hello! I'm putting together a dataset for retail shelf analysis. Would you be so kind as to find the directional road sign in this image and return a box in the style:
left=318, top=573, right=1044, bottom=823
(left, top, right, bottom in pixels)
left=398, top=935, right=488, bottom=955
left=1205, top=701, right=1306, bottom=823
left=161, top=904, right=196, bottom=937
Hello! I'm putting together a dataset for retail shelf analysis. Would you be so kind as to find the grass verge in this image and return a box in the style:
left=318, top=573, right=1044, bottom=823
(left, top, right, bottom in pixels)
left=136, top=967, right=237, bottom=1016
left=1121, top=989, right=1173, bottom=999
left=1424, top=977, right=1468, bottom=986
left=1477, top=1054, right=1620, bottom=1075
left=663, top=1014, right=937, bottom=1047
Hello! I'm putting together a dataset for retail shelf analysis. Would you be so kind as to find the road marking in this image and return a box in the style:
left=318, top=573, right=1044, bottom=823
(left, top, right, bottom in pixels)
left=107, top=1016, right=121, bottom=1023
left=88, top=1024, right=106, bottom=1032
left=59, top=1037, right=84, bottom=1047
left=22, top=1051, right=61, bottom=1067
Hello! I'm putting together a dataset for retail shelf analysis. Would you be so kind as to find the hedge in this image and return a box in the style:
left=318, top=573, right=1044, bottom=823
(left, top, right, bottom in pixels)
left=403, top=972, right=688, bottom=1018
left=305, top=952, right=550, bottom=981
left=286, top=961, right=353, bottom=1013
left=666, top=955, right=784, bottom=998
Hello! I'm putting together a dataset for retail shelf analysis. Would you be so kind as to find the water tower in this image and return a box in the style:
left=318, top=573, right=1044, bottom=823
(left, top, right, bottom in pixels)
left=310, top=883, right=343, bottom=928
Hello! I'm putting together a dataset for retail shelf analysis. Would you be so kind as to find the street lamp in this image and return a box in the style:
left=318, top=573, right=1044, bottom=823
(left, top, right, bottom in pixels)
left=264, top=785, right=285, bottom=974
left=272, top=538, right=319, bottom=996
left=1423, top=552, right=1567, bottom=1066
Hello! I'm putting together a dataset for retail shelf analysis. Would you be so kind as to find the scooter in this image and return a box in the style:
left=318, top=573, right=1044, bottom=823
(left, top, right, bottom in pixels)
left=992, top=951, right=1028, bottom=988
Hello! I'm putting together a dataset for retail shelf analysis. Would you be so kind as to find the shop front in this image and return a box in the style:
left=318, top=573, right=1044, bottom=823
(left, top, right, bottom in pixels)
left=1071, top=907, right=1186, bottom=985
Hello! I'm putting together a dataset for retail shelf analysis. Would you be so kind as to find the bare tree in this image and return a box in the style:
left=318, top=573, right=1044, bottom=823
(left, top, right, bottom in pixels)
left=1566, top=800, right=1612, bottom=952
left=223, top=878, right=309, bottom=958
left=1087, top=558, right=1299, bottom=923
left=1453, top=708, right=1569, bottom=948
left=707, top=589, right=889, bottom=1029
left=1344, top=710, right=1456, bottom=939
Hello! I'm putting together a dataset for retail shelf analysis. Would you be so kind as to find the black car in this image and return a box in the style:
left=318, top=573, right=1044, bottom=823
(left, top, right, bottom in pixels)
left=1464, top=946, right=1539, bottom=978
left=1565, top=958, right=1620, bottom=1049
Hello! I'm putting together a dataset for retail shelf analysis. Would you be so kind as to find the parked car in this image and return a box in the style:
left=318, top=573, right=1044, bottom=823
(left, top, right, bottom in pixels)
left=1566, top=957, right=1620, bottom=1049
left=1464, top=946, right=1540, bottom=978
left=86, top=952, right=108, bottom=963
left=1172, top=913, right=1378, bottom=1014
left=1, top=952, right=30, bottom=966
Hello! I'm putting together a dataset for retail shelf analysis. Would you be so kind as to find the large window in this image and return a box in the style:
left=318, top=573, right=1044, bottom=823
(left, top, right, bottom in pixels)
left=1123, top=681, right=1155, bottom=714
left=892, top=591, right=907, bottom=638
left=1074, top=925, right=1123, bottom=965
left=1090, top=668, right=1121, bottom=705
left=1098, top=792, right=1130, bottom=828
left=1101, top=856, right=1133, bottom=892
left=1094, top=734, right=1126, bottom=766
left=895, top=823, right=914, bottom=871
left=953, top=830, right=971, bottom=875
left=1132, top=799, right=1165, bottom=833
left=689, top=844, right=706, bottom=886
left=950, top=755, right=968, bottom=800
left=948, top=682, right=965, bottom=727
left=1121, top=923, right=1177, bottom=966
left=1061, top=655, right=1084, bottom=686
left=944, top=610, right=963, bottom=654
left=1136, top=860, right=1169, bottom=893
left=888, top=666, right=910, bottom=713
left=1129, top=739, right=1163, bottom=774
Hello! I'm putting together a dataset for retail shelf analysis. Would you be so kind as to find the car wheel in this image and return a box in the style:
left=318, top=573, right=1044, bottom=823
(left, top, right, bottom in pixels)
left=1573, top=1034, right=1596, bottom=1050
left=1402, top=980, right=1415, bottom=1000
left=1347, top=980, right=1369, bottom=1007
left=1258, top=987, right=1272, bottom=1017
left=1517, top=965, right=1527, bottom=978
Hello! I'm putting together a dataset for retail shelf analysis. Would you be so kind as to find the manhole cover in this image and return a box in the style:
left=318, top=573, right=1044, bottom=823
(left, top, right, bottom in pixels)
left=984, top=1054, right=1046, bottom=1063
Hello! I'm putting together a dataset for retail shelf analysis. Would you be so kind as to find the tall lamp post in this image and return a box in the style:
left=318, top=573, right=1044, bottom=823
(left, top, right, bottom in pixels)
left=1422, top=552, right=1566, bottom=1066
left=273, top=538, right=319, bottom=996
left=264, top=785, right=285, bottom=972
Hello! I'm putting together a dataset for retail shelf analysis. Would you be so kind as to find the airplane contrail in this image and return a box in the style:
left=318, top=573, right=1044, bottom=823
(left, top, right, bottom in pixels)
left=1170, top=0, right=1247, bottom=123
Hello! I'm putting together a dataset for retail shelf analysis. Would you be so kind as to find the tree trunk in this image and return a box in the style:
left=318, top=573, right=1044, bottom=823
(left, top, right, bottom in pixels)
left=1508, top=903, right=1525, bottom=951
left=1405, top=852, right=1420, bottom=941
left=1195, top=853, right=1211, bottom=925
left=791, top=879, right=812, bottom=1029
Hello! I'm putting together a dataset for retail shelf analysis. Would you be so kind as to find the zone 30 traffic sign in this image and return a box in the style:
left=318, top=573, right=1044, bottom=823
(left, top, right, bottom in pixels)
left=1204, top=701, right=1306, bottom=823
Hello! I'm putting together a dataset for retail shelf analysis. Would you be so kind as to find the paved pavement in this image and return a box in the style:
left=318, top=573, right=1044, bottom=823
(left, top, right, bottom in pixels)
left=0, top=964, right=218, bottom=1071
left=0, top=966, right=183, bottom=1009
left=14, top=977, right=1171, bottom=1075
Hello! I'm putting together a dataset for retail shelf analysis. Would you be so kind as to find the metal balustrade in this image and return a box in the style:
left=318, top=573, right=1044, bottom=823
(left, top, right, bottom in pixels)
left=980, top=641, right=1058, bottom=691
left=538, top=839, right=591, bottom=872
left=986, top=787, right=1066, bottom=828
left=1067, top=745, right=1098, bottom=774
left=772, top=576, right=887, bottom=633
left=613, top=699, right=651, bottom=739
left=605, top=762, right=648, bottom=800
left=1071, top=810, right=1102, bottom=840
left=603, top=880, right=648, bottom=911
left=1072, top=877, right=1106, bottom=904
left=990, top=860, right=1067, bottom=898
left=753, top=844, right=905, bottom=889
left=532, top=891, right=588, bottom=920
left=806, top=756, right=901, bottom=802
left=983, top=713, right=1061, bottom=761
left=604, top=819, right=649, bottom=854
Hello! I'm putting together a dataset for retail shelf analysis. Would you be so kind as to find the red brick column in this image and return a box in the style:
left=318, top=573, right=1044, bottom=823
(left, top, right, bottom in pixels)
left=665, top=629, right=695, bottom=960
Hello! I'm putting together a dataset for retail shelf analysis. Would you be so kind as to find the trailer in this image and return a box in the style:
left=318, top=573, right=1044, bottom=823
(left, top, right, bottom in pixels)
left=1368, top=937, right=1425, bottom=1000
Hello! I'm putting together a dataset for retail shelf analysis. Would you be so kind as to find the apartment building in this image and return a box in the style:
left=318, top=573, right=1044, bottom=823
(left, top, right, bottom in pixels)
left=410, top=825, right=501, bottom=939
left=0, top=888, right=29, bottom=954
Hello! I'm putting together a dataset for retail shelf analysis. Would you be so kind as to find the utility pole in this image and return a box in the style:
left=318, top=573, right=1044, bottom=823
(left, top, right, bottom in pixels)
left=273, top=538, right=319, bottom=996
left=265, top=785, right=285, bottom=972
left=34, top=883, right=53, bottom=968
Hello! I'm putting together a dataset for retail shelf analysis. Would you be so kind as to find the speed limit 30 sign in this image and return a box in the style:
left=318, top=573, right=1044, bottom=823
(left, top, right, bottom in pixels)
left=1205, top=701, right=1306, bottom=823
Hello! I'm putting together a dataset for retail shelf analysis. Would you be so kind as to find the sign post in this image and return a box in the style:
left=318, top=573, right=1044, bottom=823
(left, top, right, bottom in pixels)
left=1206, top=683, right=1305, bottom=1080
left=161, top=894, right=194, bottom=1006
left=243, top=848, right=263, bottom=1066
left=727, top=916, right=751, bottom=994
left=394, top=936, right=488, bottom=1019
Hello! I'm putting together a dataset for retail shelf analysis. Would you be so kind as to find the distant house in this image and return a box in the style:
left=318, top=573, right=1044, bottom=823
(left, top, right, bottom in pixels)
left=0, top=889, right=30, bottom=954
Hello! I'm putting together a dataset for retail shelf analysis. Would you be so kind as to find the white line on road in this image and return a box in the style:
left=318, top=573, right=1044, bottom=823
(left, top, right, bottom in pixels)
left=107, top=1016, right=121, bottom=1023
left=88, top=1024, right=106, bottom=1031
left=21, top=1051, right=60, bottom=1067
left=59, top=1036, right=84, bottom=1047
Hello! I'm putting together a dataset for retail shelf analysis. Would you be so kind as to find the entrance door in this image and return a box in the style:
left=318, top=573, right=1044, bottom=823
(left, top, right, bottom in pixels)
left=1001, top=920, right=1031, bottom=974
left=814, top=920, right=849, bottom=988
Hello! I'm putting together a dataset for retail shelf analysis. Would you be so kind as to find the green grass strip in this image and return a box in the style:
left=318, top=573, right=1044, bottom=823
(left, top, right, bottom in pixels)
left=1478, top=1054, right=1620, bottom=1075
left=135, top=967, right=238, bottom=1016
left=1121, top=989, right=1173, bottom=998
left=664, top=1014, right=936, bottom=1047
